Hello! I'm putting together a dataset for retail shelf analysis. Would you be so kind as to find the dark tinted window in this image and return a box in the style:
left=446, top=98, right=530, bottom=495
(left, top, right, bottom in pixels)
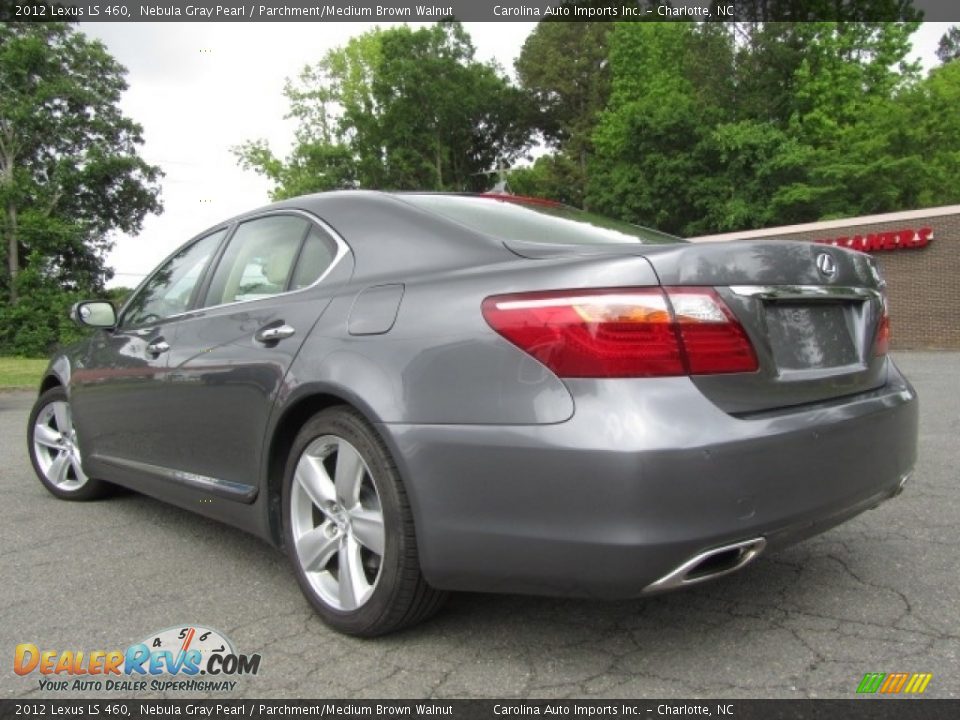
left=290, top=226, right=338, bottom=290
left=122, top=229, right=226, bottom=328
left=203, top=215, right=309, bottom=307
left=401, top=195, right=681, bottom=245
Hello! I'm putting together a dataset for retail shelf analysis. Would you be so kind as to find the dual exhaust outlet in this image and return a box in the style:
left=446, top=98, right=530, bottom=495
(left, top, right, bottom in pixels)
left=643, top=537, right=767, bottom=594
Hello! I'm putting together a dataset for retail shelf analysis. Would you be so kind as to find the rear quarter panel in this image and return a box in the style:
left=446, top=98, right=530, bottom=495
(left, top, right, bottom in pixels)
left=284, top=252, right=662, bottom=425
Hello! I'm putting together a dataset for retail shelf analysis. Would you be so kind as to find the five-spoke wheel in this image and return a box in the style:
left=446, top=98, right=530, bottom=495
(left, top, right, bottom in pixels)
left=27, top=387, right=109, bottom=500
left=290, top=435, right=386, bottom=611
left=283, top=407, right=446, bottom=636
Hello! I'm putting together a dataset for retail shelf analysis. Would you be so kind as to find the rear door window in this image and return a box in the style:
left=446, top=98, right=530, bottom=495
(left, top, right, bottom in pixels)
left=203, top=215, right=310, bottom=307
left=290, top=226, right=338, bottom=291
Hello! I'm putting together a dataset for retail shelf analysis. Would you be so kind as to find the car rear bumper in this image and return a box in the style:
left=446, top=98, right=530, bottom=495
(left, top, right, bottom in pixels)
left=378, top=360, right=918, bottom=598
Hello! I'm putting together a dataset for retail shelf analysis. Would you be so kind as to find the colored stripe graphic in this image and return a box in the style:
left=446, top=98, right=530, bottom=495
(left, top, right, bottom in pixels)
left=904, top=673, right=933, bottom=694
left=857, top=672, right=932, bottom=694
left=880, top=672, right=909, bottom=693
left=857, top=673, right=886, bottom=693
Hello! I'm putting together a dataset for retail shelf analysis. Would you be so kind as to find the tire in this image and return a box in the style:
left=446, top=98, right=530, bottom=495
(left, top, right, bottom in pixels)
left=27, top=386, right=111, bottom=501
left=282, top=406, right=447, bottom=636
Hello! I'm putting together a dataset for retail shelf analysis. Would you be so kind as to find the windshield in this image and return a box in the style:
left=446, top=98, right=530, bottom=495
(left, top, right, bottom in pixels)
left=400, top=194, right=682, bottom=246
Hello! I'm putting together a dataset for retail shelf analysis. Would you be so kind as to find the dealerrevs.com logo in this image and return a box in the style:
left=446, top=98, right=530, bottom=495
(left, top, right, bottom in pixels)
left=14, top=625, right=261, bottom=693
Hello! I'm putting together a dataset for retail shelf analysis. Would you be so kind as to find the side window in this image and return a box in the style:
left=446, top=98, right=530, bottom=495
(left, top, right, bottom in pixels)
left=203, top=215, right=309, bottom=307
left=122, top=229, right=226, bottom=328
left=290, top=226, right=338, bottom=291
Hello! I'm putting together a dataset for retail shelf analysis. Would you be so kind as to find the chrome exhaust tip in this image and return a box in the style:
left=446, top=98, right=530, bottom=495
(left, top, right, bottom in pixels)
left=643, top=537, right=767, bottom=594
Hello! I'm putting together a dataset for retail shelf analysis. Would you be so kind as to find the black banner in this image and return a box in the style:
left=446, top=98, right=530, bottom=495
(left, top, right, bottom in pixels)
left=1, top=700, right=959, bottom=720
left=2, top=1, right=960, bottom=23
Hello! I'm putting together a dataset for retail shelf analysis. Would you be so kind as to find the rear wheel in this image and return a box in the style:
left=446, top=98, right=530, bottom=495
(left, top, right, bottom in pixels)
left=28, top=386, right=111, bottom=501
left=282, top=407, right=446, bottom=636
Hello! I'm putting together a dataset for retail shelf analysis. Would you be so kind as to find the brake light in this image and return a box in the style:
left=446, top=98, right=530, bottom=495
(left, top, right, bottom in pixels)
left=874, top=297, right=891, bottom=356
left=668, top=288, right=759, bottom=374
left=482, top=287, right=758, bottom=378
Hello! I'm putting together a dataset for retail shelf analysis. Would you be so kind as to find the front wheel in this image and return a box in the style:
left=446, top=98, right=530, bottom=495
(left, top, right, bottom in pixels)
left=282, top=407, right=446, bottom=636
left=27, top=386, right=111, bottom=501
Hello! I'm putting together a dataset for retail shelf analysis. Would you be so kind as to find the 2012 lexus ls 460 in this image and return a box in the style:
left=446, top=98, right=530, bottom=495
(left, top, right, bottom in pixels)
left=28, top=192, right=918, bottom=635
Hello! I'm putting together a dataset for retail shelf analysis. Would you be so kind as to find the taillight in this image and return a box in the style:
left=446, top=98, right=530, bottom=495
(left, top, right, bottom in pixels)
left=482, top=287, right=758, bottom=378
left=668, top=288, right=759, bottom=374
left=874, top=296, right=890, bottom=356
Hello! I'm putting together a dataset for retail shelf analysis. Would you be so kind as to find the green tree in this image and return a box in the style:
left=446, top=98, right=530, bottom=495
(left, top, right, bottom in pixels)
left=691, top=120, right=812, bottom=233
left=588, top=21, right=923, bottom=235
left=778, top=22, right=921, bottom=220
left=507, top=154, right=582, bottom=206
left=106, top=285, right=133, bottom=307
left=937, top=26, right=960, bottom=64
left=587, top=22, right=734, bottom=234
left=514, top=21, right=611, bottom=206
left=234, top=138, right=357, bottom=198
left=888, top=60, right=960, bottom=208
left=236, top=22, right=533, bottom=198
left=0, top=253, right=86, bottom=356
left=0, top=22, right=162, bottom=307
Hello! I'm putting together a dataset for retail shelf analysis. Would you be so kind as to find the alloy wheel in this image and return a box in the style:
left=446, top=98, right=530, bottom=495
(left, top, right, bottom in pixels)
left=289, top=435, right=386, bottom=612
left=32, top=400, right=89, bottom=492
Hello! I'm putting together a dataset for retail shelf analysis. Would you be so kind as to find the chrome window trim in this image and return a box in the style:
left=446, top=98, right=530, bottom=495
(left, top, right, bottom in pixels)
left=118, top=209, right=351, bottom=329
left=729, top=285, right=882, bottom=302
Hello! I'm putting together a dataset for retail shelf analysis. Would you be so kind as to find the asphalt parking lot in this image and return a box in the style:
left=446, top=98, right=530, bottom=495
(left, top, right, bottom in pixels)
left=1, top=352, right=957, bottom=700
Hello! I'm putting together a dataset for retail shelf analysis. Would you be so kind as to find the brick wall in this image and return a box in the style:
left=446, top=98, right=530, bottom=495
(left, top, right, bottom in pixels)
left=689, top=208, right=960, bottom=350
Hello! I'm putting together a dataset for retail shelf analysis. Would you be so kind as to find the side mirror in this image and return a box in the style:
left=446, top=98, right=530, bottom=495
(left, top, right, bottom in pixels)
left=71, top=301, right=117, bottom=329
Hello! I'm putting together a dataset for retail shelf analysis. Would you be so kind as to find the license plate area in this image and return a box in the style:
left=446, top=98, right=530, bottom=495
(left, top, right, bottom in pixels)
left=764, top=302, right=860, bottom=371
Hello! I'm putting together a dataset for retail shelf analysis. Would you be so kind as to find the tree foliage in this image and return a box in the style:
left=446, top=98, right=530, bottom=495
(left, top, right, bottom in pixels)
left=514, top=21, right=611, bottom=207
left=236, top=22, right=533, bottom=199
left=938, top=26, right=960, bottom=64
left=586, top=22, right=738, bottom=234
left=0, top=22, right=162, bottom=355
left=0, top=254, right=87, bottom=357
left=511, top=19, right=956, bottom=237
left=239, top=16, right=959, bottom=241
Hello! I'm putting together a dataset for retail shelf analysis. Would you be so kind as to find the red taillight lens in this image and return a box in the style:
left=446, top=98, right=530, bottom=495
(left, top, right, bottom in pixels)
left=482, top=287, right=758, bottom=378
left=481, top=289, right=684, bottom=377
left=874, top=297, right=890, bottom=356
left=667, top=288, right=759, bottom=374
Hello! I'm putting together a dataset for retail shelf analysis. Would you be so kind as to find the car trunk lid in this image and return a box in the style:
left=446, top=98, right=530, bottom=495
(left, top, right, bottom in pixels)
left=639, top=241, right=888, bottom=414
left=505, top=238, right=890, bottom=415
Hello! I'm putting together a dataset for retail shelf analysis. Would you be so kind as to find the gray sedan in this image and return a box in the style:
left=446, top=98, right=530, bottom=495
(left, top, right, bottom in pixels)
left=27, top=192, right=918, bottom=636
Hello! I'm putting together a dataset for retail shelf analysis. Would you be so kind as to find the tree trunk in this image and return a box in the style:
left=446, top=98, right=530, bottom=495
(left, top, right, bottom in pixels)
left=6, top=201, right=17, bottom=302
left=580, top=147, right=589, bottom=211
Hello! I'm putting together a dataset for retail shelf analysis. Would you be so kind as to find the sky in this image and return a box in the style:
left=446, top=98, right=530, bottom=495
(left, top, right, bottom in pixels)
left=79, top=21, right=948, bottom=288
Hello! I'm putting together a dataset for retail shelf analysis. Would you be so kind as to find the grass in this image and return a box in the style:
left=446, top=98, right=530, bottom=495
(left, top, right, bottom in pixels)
left=0, top=356, right=47, bottom=390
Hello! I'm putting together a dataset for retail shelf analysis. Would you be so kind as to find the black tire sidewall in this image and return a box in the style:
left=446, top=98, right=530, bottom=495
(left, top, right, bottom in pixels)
left=281, top=407, right=410, bottom=636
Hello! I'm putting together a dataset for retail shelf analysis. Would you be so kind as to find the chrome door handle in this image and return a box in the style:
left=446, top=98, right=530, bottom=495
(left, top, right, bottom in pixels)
left=146, top=340, right=170, bottom=356
left=256, top=324, right=296, bottom=343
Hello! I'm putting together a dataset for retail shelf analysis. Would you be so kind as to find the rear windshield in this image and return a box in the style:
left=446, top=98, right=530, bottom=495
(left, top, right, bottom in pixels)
left=400, top=194, right=681, bottom=246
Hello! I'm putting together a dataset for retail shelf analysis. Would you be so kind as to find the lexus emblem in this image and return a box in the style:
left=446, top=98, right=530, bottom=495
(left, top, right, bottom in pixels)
left=816, top=252, right=837, bottom=278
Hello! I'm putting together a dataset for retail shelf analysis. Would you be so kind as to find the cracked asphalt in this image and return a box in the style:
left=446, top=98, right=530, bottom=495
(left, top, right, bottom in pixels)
left=1, top=351, right=957, bottom=700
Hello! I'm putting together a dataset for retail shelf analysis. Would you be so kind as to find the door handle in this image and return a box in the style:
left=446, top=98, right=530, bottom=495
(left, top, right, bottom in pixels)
left=146, top=339, right=170, bottom=356
left=255, top=324, right=296, bottom=344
